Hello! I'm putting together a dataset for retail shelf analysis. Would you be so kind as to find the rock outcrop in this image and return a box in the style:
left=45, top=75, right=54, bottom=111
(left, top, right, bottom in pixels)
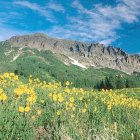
left=6, top=33, right=140, bottom=74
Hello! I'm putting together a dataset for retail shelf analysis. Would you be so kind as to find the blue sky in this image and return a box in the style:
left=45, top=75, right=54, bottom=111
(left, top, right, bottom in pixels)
left=0, top=0, right=140, bottom=54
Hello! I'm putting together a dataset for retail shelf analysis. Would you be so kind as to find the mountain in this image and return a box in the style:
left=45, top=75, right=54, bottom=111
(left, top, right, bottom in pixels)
left=6, top=33, right=140, bottom=74
left=0, top=33, right=140, bottom=88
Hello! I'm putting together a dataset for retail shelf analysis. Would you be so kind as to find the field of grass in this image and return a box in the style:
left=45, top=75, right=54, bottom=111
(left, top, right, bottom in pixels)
left=0, top=73, right=140, bottom=140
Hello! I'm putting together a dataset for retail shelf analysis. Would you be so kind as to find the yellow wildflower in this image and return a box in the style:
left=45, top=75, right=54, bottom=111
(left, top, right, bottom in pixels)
left=58, top=95, right=64, bottom=103
left=69, top=103, right=74, bottom=108
left=72, top=107, right=75, bottom=111
left=0, top=93, right=7, bottom=101
left=37, top=110, right=42, bottom=115
left=64, top=88, right=71, bottom=94
left=18, top=106, right=24, bottom=113
left=70, top=97, right=74, bottom=102
left=66, top=81, right=70, bottom=86
left=48, top=93, right=52, bottom=98
left=40, top=99, right=45, bottom=103
left=56, top=110, right=61, bottom=116
left=24, top=106, right=30, bottom=112
left=0, top=88, right=3, bottom=94
left=82, top=108, right=87, bottom=113
left=52, top=94, right=58, bottom=102
left=31, top=115, right=36, bottom=120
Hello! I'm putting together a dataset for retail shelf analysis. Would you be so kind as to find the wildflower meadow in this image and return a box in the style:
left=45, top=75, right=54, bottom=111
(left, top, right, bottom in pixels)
left=0, top=73, right=140, bottom=140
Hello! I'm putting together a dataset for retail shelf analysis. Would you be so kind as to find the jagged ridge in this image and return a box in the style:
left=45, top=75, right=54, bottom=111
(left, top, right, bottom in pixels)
left=5, top=33, right=140, bottom=74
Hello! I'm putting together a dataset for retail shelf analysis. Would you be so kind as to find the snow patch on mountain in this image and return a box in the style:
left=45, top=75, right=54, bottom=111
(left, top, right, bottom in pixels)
left=11, top=52, right=22, bottom=62
left=4, top=50, right=13, bottom=56
left=19, top=47, right=23, bottom=51
left=68, top=57, right=87, bottom=69
left=89, top=60, right=96, bottom=67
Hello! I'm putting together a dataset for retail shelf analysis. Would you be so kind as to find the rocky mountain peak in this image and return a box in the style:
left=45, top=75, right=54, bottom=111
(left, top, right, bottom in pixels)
left=5, top=33, right=140, bottom=74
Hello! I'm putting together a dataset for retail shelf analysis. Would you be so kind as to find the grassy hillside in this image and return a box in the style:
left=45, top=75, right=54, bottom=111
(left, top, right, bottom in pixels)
left=0, top=42, right=139, bottom=88
left=0, top=73, right=140, bottom=140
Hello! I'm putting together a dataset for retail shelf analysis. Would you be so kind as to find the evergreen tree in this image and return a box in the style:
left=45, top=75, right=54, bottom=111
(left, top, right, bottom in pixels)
left=116, top=76, right=125, bottom=89
left=109, top=75, right=117, bottom=89
left=126, top=79, right=131, bottom=88
left=100, top=80, right=106, bottom=89
left=105, top=75, right=117, bottom=89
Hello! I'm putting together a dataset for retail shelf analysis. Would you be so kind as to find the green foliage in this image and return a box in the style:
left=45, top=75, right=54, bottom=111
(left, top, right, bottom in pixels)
left=96, top=74, right=140, bottom=90
left=1, top=73, right=140, bottom=140
left=0, top=42, right=139, bottom=89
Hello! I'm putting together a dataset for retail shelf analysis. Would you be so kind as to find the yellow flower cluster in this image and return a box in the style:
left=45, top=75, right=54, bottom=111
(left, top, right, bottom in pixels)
left=97, top=90, right=140, bottom=110
left=0, top=73, right=39, bottom=119
left=14, top=85, right=37, bottom=105
left=19, top=106, right=30, bottom=113
left=0, top=88, right=7, bottom=101
left=0, top=72, right=140, bottom=124
left=0, top=73, right=18, bottom=84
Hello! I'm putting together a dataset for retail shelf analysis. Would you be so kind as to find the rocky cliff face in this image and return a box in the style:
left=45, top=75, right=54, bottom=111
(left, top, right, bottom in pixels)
left=6, top=33, right=140, bottom=74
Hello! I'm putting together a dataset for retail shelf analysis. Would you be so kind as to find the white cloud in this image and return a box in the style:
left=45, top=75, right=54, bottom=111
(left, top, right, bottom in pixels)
left=47, top=1, right=65, bottom=12
left=1, top=0, right=140, bottom=46
left=0, top=11, right=23, bottom=24
left=99, top=39, right=116, bottom=45
left=47, top=0, right=140, bottom=45
left=14, top=1, right=56, bottom=22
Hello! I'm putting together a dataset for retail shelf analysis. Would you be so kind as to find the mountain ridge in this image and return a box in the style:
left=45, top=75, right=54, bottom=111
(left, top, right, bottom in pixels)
left=4, top=33, right=140, bottom=74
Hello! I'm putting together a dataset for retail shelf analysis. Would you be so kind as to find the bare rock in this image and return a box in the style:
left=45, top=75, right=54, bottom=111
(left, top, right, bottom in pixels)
left=6, top=33, right=140, bottom=74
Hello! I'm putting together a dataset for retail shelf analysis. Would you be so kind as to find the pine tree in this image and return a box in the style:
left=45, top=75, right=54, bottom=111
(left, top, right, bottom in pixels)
left=116, top=76, right=125, bottom=89
left=126, top=79, right=131, bottom=88
left=100, top=80, right=106, bottom=89
left=109, top=75, right=117, bottom=89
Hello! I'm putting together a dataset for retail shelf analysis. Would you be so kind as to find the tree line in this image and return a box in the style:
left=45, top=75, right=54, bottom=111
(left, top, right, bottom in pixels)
left=95, top=74, right=139, bottom=90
